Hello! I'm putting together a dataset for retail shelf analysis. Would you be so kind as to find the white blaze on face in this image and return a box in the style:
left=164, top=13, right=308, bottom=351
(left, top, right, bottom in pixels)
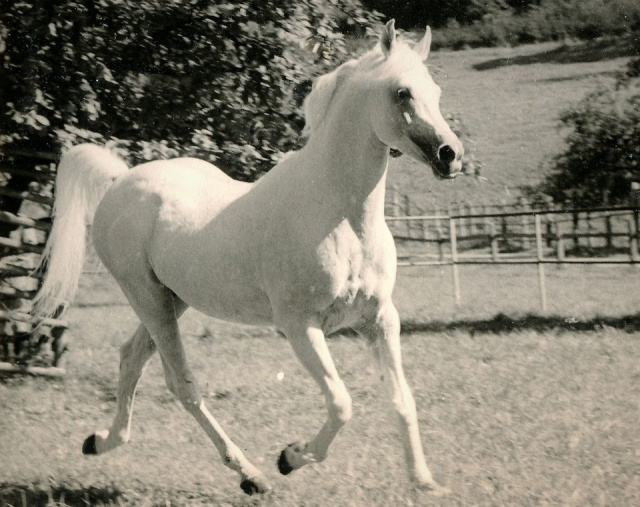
left=412, top=74, right=444, bottom=128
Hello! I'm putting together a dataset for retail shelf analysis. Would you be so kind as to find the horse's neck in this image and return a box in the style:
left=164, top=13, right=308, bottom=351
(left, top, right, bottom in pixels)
left=301, top=111, right=390, bottom=231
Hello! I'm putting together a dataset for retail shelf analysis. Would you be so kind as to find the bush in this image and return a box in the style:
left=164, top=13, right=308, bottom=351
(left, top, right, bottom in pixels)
left=0, top=0, right=381, bottom=180
left=429, top=0, right=640, bottom=50
left=538, top=58, right=640, bottom=206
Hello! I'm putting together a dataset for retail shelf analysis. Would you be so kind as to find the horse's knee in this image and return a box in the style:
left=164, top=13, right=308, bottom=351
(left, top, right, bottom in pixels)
left=392, top=387, right=417, bottom=423
left=329, top=388, right=352, bottom=426
left=175, top=375, right=203, bottom=412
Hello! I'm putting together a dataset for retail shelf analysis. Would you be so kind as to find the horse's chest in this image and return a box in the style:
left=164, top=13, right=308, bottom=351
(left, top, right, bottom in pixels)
left=315, top=235, right=392, bottom=333
left=320, top=282, right=383, bottom=334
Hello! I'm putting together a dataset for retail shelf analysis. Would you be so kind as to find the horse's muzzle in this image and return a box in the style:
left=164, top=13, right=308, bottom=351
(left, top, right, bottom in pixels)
left=432, top=158, right=462, bottom=180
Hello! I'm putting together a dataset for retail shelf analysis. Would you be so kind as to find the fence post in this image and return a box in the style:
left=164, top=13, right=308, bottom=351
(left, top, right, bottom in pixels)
left=535, top=214, right=548, bottom=312
left=587, top=212, right=595, bottom=249
left=422, top=219, right=429, bottom=242
left=436, top=227, right=445, bottom=263
left=483, top=204, right=491, bottom=234
left=605, top=214, right=613, bottom=251
left=449, top=217, right=461, bottom=306
left=572, top=210, right=580, bottom=250
left=520, top=197, right=531, bottom=250
left=632, top=182, right=640, bottom=239
left=545, top=219, right=553, bottom=249
left=490, top=221, right=499, bottom=262
left=630, top=219, right=639, bottom=264
left=500, top=205, right=508, bottom=251
left=544, top=196, right=555, bottom=248
left=556, top=223, right=565, bottom=268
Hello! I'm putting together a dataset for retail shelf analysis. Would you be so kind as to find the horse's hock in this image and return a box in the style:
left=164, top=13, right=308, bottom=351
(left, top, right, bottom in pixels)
left=0, top=147, right=68, bottom=375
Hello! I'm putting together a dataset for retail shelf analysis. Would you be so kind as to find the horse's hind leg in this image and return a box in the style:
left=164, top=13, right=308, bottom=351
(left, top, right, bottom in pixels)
left=83, top=297, right=189, bottom=456
left=116, top=270, right=271, bottom=495
left=277, top=321, right=352, bottom=475
left=83, top=324, right=156, bottom=455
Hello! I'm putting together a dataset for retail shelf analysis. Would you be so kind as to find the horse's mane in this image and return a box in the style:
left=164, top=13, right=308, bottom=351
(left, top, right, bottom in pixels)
left=302, top=40, right=418, bottom=137
left=302, top=58, right=360, bottom=137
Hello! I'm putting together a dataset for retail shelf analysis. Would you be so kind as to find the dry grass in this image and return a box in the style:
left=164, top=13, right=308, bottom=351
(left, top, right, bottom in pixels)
left=388, top=40, right=633, bottom=210
left=1, top=265, right=639, bottom=506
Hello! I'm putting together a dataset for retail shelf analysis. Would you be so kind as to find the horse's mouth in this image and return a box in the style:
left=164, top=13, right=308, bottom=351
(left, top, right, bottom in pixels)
left=431, top=164, right=460, bottom=180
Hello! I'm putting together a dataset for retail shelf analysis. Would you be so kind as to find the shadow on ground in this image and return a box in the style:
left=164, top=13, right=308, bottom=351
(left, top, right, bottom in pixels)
left=0, top=483, right=122, bottom=507
left=401, top=312, right=640, bottom=336
left=473, top=35, right=639, bottom=71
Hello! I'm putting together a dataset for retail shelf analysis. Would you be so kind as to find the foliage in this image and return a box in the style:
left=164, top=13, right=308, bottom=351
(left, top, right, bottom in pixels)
left=366, top=0, right=640, bottom=49
left=363, top=0, right=511, bottom=30
left=538, top=58, right=640, bottom=206
left=0, top=0, right=381, bottom=180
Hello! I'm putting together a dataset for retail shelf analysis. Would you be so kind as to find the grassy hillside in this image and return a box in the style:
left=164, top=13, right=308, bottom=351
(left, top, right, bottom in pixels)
left=388, top=37, right=636, bottom=211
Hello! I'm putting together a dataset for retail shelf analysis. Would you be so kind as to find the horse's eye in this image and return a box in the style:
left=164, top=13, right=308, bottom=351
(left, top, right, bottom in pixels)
left=396, top=88, right=412, bottom=100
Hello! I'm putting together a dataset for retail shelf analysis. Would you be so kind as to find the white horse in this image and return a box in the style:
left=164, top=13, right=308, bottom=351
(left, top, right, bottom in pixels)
left=35, top=21, right=463, bottom=495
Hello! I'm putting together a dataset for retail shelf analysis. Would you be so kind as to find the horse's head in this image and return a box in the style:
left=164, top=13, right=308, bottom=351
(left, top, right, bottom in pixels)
left=368, top=20, right=464, bottom=179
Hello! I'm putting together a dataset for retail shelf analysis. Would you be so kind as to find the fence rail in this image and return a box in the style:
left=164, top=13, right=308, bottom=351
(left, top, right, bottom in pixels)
left=387, top=205, right=640, bottom=311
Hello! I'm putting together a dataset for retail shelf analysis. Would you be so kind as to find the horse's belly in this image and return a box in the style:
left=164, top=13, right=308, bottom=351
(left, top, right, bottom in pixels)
left=161, top=263, right=274, bottom=326
left=151, top=225, right=274, bottom=326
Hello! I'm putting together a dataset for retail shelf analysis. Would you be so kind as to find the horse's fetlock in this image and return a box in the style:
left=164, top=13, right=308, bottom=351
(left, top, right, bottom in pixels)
left=180, top=396, right=202, bottom=412
left=116, top=429, right=130, bottom=445
left=394, top=401, right=417, bottom=423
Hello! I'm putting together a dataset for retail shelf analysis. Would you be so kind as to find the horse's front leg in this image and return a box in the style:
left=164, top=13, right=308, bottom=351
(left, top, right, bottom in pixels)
left=278, top=322, right=352, bottom=475
left=361, top=303, right=449, bottom=495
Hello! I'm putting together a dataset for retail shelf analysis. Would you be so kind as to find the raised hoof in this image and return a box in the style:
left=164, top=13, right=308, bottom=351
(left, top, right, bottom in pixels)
left=82, top=434, right=97, bottom=455
left=277, top=449, right=294, bottom=475
left=240, top=476, right=271, bottom=495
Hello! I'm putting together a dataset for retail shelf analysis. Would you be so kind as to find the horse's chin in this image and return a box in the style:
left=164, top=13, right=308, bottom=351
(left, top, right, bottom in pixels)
left=431, top=165, right=460, bottom=180
left=431, top=159, right=462, bottom=180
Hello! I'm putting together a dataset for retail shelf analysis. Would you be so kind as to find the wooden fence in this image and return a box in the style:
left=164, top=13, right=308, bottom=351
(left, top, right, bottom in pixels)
left=1, top=148, right=68, bottom=375
left=387, top=205, right=640, bottom=311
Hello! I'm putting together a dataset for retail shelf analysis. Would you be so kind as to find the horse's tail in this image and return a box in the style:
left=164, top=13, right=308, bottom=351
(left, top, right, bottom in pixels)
left=33, top=144, right=129, bottom=319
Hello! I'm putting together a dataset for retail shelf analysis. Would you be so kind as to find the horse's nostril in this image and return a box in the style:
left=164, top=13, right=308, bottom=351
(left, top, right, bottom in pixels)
left=438, top=145, right=456, bottom=164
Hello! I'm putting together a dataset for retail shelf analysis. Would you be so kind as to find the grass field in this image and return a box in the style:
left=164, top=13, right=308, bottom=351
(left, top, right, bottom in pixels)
left=388, top=37, right=636, bottom=210
left=1, top=263, right=639, bottom=506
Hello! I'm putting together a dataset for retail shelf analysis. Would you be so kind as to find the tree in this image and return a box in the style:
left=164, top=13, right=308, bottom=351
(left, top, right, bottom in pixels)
left=540, top=58, right=640, bottom=206
left=1, top=0, right=381, bottom=180
left=361, top=0, right=511, bottom=29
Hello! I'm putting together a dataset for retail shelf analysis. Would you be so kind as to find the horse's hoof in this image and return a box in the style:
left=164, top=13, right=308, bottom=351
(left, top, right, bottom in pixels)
left=240, top=476, right=272, bottom=495
left=277, top=448, right=294, bottom=475
left=417, top=479, right=451, bottom=496
left=82, top=434, right=97, bottom=455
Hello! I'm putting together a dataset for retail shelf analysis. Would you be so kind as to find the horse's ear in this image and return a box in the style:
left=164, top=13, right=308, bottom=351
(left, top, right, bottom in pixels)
left=380, top=19, right=396, bottom=57
left=415, top=26, right=432, bottom=62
